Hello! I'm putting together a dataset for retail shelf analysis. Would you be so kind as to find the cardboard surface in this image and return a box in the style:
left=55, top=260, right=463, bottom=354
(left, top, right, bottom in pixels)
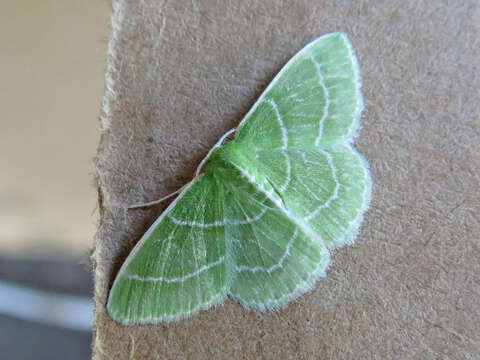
left=93, top=1, right=480, bottom=358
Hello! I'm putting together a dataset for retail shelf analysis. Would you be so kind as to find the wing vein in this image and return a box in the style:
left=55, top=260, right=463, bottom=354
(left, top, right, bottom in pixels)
left=309, top=53, right=330, bottom=147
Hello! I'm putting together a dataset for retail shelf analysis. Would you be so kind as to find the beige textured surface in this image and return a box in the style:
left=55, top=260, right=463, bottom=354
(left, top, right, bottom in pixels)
left=94, top=1, right=480, bottom=358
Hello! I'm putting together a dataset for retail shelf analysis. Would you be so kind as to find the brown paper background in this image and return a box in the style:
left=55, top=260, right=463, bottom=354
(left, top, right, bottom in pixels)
left=93, top=1, right=480, bottom=358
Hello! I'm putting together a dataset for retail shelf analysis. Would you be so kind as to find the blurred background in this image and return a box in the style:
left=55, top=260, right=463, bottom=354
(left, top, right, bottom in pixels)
left=0, top=1, right=110, bottom=358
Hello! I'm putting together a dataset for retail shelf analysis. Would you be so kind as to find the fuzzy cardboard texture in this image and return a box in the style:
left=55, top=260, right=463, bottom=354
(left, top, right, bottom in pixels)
left=93, top=1, right=480, bottom=358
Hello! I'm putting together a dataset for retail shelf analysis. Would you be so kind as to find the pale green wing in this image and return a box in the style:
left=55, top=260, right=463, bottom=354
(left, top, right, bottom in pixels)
left=234, top=32, right=363, bottom=150
left=211, top=164, right=330, bottom=310
left=218, top=32, right=370, bottom=250
left=221, top=145, right=371, bottom=250
left=107, top=173, right=231, bottom=324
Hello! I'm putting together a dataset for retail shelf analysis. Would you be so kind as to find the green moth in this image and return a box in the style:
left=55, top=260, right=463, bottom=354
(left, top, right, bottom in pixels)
left=107, top=32, right=371, bottom=324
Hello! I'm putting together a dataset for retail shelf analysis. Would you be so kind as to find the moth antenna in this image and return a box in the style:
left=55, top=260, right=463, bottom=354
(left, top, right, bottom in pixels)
left=128, top=183, right=189, bottom=209
left=195, top=128, right=236, bottom=176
